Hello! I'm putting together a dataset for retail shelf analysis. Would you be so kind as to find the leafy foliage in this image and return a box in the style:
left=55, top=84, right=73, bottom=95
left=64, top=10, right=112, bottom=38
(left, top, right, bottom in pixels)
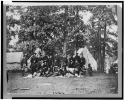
left=6, top=5, right=118, bottom=71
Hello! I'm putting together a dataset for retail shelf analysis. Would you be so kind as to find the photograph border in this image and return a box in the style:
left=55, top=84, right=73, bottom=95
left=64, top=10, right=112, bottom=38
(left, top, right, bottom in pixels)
left=1, top=1, right=123, bottom=99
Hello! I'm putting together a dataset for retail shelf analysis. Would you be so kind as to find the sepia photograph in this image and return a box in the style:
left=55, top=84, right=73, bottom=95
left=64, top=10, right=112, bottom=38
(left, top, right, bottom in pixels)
left=4, top=2, right=122, bottom=98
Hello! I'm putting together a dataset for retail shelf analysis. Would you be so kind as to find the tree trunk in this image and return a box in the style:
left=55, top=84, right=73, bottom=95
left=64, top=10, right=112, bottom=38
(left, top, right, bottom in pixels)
left=63, top=40, right=67, bottom=57
left=75, top=6, right=79, bottom=53
left=62, top=6, right=68, bottom=58
left=102, top=22, right=106, bottom=72
left=99, top=29, right=102, bottom=72
left=97, top=27, right=102, bottom=72
left=75, top=35, right=78, bottom=53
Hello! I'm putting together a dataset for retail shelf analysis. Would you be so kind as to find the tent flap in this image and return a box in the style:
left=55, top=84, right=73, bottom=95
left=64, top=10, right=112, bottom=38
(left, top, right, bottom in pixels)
left=77, top=47, right=97, bottom=71
left=6, top=52, right=23, bottom=63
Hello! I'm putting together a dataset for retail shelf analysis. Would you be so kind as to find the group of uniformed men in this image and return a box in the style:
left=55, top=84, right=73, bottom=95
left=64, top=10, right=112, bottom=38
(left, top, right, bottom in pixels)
left=21, top=44, right=93, bottom=78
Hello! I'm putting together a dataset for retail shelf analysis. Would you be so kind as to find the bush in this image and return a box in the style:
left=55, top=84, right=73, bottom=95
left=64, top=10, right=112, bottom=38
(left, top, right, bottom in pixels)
left=15, top=40, right=40, bottom=52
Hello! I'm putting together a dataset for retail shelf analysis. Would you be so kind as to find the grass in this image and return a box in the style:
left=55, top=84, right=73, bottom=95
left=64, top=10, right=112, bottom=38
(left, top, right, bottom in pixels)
left=7, top=72, right=118, bottom=95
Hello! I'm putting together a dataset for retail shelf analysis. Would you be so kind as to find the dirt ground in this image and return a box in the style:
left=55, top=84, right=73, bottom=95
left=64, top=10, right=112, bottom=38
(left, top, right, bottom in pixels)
left=7, top=72, right=118, bottom=95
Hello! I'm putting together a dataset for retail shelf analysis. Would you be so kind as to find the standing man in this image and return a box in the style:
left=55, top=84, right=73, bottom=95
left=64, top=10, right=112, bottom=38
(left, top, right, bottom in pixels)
left=74, top=53, right=81, bottom=77
left=69, top=54, right=75, bottom=66
left=21, top=54, right=28, bottom=76
left=23, top=44, right=31, bottom=59
left=21, top=44, right=30, bottom=76
left=74, top=60, right=81, bottom=77
left=67, top=54, right=75, bottom=76
left=80, top=53, right=86, bottom=76
left=80, top=53, right=86, bottom=67
left=30, top=53, right=38, bottom=77
left=35, top=45, right=42, bottom=58
left=74, top=53, right=81, bottom=64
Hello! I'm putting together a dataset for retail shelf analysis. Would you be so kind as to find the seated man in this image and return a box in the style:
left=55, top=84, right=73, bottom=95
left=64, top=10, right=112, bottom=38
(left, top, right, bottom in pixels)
left=59, top=62, right=67, bottom=76
left=88, top=63, right=93, bottom=76
left=51, top=59, right=61, bottom=76
left=74, top=60, right=81, bottom=77
left=80, top=65, right=87, bottom=76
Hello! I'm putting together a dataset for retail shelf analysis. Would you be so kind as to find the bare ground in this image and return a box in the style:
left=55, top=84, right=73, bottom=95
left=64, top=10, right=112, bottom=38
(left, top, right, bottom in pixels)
left=7, top=72, right=118, bottom=95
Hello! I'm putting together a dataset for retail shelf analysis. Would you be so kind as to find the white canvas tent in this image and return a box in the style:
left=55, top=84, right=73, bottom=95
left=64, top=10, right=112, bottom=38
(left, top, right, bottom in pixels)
left=6, top=52, right=23, bottom=63
left=6, top=52, right=32, bottom=70
left=6, top=52, right=23, bottom=70
left=77, top=46, right=97, bottom=71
